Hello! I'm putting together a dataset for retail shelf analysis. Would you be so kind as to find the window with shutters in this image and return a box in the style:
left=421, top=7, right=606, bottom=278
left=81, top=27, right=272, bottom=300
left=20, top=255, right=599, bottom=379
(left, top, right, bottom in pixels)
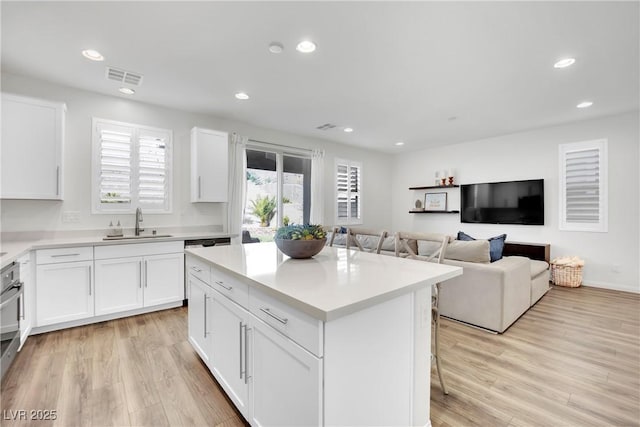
left=92, top=118, right=172, bottom=213
left=559, top=139, right=607, bottom=232
left=335, top=159, right=362, bottom=225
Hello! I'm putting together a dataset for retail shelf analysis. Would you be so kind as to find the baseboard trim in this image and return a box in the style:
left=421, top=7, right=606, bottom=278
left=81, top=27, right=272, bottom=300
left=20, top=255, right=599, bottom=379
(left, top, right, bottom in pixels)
left=581, top=281, right=639, bottom=294
left=31, top=301, right=183, bottom=335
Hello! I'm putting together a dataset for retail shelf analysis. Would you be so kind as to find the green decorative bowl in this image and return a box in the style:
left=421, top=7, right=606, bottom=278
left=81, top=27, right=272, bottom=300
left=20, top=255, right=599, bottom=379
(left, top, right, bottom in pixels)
left=274, top=238, right=327, bottom=259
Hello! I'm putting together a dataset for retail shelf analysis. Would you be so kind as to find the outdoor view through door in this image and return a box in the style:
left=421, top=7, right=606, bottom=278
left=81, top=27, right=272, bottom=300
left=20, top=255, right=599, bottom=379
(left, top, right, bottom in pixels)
left=244, top=148, right=311, bottom=242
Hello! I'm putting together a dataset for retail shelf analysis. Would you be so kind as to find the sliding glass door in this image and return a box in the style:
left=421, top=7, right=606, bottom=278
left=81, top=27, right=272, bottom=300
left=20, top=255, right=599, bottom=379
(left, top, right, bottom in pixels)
left=244, top=148, right=311, bottom=242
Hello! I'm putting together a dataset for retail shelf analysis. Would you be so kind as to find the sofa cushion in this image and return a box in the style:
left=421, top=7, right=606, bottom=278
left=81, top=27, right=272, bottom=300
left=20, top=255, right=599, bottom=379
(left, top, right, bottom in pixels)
left=332, top=233, right=347, bottom=246
left=445, top=240, right=490, bottom=263
left=457, top=231, right=507, bottom=262
left=417, top=240, right=443, bottom=256
left=380, top=236, right=396, bottom=252
left=356, top=235, right=380, bottom=250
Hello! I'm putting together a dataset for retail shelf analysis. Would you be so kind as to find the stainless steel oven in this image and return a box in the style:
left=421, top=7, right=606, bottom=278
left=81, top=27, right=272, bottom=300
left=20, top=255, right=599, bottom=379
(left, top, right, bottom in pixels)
left=1, top=262, right=23, bottom=380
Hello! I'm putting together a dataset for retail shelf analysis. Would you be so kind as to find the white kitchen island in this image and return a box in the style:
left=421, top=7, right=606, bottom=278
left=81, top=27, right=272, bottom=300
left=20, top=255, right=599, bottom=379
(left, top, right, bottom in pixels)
left=185, top=243, right=462, bottom=427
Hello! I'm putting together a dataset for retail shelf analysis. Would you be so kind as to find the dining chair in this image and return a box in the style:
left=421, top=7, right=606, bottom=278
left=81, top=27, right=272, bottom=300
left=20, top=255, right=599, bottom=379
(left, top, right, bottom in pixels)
left=346, top=227, right=388, bottom=254
left=323, top=226, right=339, bottom=247
left=394, top=231, right=450, bottom=395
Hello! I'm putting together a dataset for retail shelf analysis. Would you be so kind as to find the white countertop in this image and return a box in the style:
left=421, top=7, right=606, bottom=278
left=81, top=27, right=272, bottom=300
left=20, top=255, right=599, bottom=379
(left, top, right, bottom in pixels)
left=0, top=231, right=233, bottom=268
left=186, top=243, right=463, bottom=321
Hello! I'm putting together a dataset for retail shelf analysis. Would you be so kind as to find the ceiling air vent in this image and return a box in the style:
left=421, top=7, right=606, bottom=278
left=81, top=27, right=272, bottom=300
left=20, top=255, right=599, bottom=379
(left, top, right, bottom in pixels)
left=316, top=123, right=337, bottom=131
left=105, top=67, right=144, bottom=86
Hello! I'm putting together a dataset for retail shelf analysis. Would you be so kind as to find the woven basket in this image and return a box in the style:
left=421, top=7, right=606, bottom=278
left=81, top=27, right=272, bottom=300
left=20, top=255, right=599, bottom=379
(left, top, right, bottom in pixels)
left=551, top=263, right=583, bottom=287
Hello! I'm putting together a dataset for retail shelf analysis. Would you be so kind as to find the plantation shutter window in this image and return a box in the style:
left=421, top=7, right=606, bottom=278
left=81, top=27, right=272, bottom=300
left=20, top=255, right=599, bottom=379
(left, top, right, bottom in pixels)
left=97, top=123, right=133, bottom=205
left=138, top=130, right=168, bottom=206
left=93, top=118, right=172, bottom=213
left=559, top=139, right=607, bottom=232
left=335, top=159, right=362, bottom=225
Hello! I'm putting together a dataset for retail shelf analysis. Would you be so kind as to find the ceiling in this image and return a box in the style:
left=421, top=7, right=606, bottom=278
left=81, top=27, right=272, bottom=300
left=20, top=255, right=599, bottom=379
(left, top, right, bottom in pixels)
left=2, top=1, right=638, bottom=153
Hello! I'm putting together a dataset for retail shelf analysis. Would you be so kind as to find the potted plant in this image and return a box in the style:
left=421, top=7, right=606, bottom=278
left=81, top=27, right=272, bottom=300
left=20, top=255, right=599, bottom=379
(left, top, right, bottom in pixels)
left=274, top=224, right=327, bottom=259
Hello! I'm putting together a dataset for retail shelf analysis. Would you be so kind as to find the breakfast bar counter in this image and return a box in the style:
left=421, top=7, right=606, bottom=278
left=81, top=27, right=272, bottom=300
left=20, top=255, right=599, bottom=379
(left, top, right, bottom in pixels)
left=185, top=243, right=462, bottom=426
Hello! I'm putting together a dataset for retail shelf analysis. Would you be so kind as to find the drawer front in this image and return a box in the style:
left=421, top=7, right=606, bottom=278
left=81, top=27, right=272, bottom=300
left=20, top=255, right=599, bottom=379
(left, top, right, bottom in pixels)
left=211, top=267, right=249, bottom=308
left=95, top=241, right=183, bottom=259
left=36, top=246, right=93, bottom=264
left=186, top=255, right=211, bottom=284
left=249, top=288, right=323, bottom=357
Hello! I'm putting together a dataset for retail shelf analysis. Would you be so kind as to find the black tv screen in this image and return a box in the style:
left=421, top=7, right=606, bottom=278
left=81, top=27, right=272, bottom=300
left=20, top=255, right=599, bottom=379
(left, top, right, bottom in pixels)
left=461, top=179, right=544, bottom=225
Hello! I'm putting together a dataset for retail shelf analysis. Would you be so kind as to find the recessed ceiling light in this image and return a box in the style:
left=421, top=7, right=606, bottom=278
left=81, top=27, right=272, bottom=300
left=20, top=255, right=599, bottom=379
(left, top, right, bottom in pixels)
left=269, top=42, right=284, bottom=54
left=576, top=101, right=593, bottom=108
left=82, top=49, right=104, bottom=61
left=554, top=58, right=576, bottom=68
left=296, top=40, right=316, bottom=53
left=235, top=92, right=250, bottom=100
left=118, top=87, right=135, bottom=95
left=343, top=127, right=354, bottom=133
left=394, top=141, right=405, bottom=146
left=447, top=116, right=457, bottom=121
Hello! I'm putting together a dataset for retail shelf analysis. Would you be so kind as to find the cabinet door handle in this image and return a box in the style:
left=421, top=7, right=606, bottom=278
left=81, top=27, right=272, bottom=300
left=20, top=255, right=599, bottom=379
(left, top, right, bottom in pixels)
left=190, top=266, right=202, bottom=273
left=51, top=253, right=80, bottom=258
left=56, top=166, right=60, bottom=196
left=20, top=289, right=25, bottom=320
left=244, top=325, right=251, bottom=384
left=88, top=265, right=92, bottom=296
left=260, top=307, right=288, bottom=325
left=144, top=260, right=148, bottom=288
left=215, top=280, right=232, bottom=291
left=198, top=176, right=202, bottom=199
left=139, top=261, right=143, bottom=288
left=239, top=322, right=244, bottom=380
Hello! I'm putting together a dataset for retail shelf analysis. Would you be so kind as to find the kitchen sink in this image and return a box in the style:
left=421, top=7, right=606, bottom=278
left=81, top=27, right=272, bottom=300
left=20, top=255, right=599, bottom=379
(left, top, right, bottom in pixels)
left=103, top=234, right=173, bottom=241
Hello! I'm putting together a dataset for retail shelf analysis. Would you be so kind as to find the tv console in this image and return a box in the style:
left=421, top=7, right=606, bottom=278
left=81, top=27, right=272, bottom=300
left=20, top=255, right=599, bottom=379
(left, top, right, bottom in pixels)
left=503, top=241, right=550, bottom=263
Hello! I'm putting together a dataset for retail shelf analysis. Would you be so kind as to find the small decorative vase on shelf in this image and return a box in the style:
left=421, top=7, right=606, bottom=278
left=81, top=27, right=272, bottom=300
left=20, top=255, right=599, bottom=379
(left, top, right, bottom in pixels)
left=441, top=177, right=447, bottom=186
left=448, top=176, right=454, bottom=185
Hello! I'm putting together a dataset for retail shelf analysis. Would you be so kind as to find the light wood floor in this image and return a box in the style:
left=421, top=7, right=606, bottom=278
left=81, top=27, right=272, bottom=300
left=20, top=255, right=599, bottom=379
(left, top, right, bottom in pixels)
left=431, top=285, right=640, bottom=427
left=1, top=285, right=638, bottom=427
left=0, top=307, right=247, bottom=427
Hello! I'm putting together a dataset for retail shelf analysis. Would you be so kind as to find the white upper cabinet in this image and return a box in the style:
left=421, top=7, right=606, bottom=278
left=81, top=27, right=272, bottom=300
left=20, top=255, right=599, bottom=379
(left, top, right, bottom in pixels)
left=190, top=127, right=228, bottom=202
left=1, top=93, right=65, bottom=200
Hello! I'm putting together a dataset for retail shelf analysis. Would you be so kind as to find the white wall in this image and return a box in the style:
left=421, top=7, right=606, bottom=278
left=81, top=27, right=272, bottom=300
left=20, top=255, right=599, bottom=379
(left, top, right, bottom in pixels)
left=391, top=112, right=639, bottom=293
left=1, top=73, right=393, bottom=233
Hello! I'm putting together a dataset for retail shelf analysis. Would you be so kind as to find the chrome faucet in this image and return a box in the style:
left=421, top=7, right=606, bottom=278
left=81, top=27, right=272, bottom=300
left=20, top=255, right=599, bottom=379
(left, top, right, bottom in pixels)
left=135, top=207, right=144, bottom=236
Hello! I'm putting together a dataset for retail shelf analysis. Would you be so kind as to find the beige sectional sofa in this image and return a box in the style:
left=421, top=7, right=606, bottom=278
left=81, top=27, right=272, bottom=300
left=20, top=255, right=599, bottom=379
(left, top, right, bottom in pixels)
left=330, top=230, right=550, bottom=333
left=440, top=256, right=549, bottom=333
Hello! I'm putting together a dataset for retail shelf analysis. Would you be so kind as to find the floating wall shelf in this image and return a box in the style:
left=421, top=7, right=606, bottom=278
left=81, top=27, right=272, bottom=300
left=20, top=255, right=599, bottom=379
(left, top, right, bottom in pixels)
left=408, top=184, right=460, bottom=190
left=408, top=210, right=460, bottom=214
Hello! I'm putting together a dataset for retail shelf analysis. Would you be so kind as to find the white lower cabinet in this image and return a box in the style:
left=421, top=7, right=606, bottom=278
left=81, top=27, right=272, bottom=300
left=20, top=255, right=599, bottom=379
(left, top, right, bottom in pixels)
left=209, top=290, right=250, bottom=418
left=143, top=253, right=185, bottom=306
left=249, top=317, right=322, bottom=427
left=94, top=242, right=184, bottom=316
left=36, top=260, right=94, bottom=326
left=185, top=257, right=322, bottom=427
left=187, top=274, right=212, bottom=365
left=94, top=257, right=143, bottom=315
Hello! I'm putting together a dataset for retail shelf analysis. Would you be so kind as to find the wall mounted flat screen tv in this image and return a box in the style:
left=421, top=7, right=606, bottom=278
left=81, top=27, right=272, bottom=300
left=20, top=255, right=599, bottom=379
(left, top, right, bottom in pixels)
left=461, top=179, right=544, bottom=225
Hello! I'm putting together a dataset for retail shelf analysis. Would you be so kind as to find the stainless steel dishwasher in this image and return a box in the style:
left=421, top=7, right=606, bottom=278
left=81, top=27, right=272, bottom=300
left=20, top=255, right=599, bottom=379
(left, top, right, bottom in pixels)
left=184, top=237, right=230, bottom=303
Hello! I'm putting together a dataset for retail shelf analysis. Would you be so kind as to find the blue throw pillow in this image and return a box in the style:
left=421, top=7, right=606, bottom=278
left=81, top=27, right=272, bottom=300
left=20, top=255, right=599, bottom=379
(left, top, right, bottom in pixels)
left=457, top=231, right=507, bottom=262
